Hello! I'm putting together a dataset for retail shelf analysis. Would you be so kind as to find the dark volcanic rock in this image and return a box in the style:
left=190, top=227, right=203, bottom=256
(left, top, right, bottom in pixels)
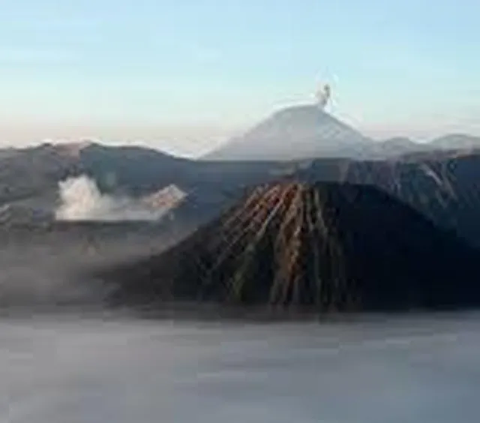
left=98, top=182, right=480, bottom=312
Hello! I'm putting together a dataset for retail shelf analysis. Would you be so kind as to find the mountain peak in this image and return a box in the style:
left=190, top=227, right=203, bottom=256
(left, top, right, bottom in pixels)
left=206, top=104, right=372, bottom=162
left=270, top=104, right=329, bottom=118
left=97, top=181, right=480, bottom=311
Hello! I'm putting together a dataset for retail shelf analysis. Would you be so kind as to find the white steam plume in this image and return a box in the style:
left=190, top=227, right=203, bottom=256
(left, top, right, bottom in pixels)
left=55, top=175, right=186, bottom=222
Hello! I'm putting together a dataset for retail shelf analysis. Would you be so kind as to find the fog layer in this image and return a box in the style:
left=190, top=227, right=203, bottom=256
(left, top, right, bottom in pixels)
left=2, top=314, right=480, bottom=423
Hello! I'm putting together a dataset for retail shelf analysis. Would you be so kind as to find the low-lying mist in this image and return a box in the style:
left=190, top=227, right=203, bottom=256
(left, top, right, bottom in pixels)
left=0, top=174, right=192, bottom=310
left=2, top=314, right=480, bottom=423
left=0, top=223, right=185, bottom=310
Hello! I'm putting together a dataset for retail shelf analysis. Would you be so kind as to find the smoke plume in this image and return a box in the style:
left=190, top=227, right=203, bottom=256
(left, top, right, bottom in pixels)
left=316, top=84, right=331, bottom=110
left=55, top=175, right=186, bottom=222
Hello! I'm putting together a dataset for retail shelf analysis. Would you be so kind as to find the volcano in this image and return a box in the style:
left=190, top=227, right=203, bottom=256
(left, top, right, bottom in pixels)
left=98, top=182, right=480, bottom=312
left=206, top=105, right=373, bottom=161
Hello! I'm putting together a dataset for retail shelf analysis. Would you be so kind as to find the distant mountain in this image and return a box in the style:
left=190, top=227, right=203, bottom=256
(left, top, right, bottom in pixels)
left=0, top=141, right=284, bottom=225
left=0, top=143, right=81, bottom=206
left=206, top=105, right=374, bottom=161
left=430, top=134, right=480, bottom=151
left=0, top=141, right=198, bottom=203
left=96, top=182, right=480, bottom=312
left=206, top=104, right=480, bottom=162
left=78, top=143, right=191, bottom=196
left=0, top=142, right=192, bottom=224
left=5, top=137, right=480, bottom=251
left=370, top=137, right=431, bottom=159
left=372, top=134, right=480, bottom=159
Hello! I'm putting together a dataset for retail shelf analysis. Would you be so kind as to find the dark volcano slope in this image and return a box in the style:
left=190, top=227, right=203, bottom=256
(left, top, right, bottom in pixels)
left=98, top=182, right=480, bottom=312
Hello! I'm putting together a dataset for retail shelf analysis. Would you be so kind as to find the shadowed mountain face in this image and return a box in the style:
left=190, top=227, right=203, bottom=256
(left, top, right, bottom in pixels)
left=206, top=105, right=373, bottom=161
left=98, top=182, right=480, bottom=312
left=0, top=141, right=298, bottom=210
left=0, top=144, right=80, bottom=205
left=175, top=152, right=480, bottom=250
left=0, top=142, right=195, bottom=206
left=300, top=153, right=480, bottom=248
left=3, top=136, right=480, bottom=251
left=0, top=142, right=280, bottom=224
left=78, top=143, right=191, bottom=195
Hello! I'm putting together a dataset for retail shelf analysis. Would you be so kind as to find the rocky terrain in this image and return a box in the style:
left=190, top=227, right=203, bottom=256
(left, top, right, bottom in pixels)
left=96, top=182, right=480, bottom=312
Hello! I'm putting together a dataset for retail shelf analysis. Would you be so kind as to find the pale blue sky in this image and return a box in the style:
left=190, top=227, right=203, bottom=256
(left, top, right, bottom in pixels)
left=0, top=0, right=479, bottom=156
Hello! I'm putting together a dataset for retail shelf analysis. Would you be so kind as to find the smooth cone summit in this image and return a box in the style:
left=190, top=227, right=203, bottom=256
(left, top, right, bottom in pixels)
left=99, top=182, right=480, bottom=312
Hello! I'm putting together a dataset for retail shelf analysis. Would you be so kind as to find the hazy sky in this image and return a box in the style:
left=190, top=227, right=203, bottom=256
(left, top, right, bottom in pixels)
left=1, top=0, right=479, bottom=156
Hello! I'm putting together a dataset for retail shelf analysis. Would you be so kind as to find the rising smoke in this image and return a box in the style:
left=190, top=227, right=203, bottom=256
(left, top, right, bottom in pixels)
left=316, top=84, right=331, bottom=110
left=55, top=175, right=186, bottom=222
